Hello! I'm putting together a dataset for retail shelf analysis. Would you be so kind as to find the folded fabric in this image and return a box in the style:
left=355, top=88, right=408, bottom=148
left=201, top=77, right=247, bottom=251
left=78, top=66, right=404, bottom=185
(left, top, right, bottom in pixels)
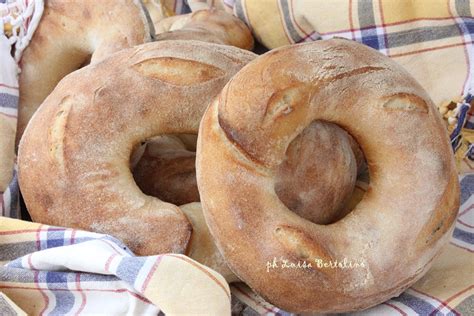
left=0, top=217, right=231, bottom=315
left=215, top=0, right=473, bottom=107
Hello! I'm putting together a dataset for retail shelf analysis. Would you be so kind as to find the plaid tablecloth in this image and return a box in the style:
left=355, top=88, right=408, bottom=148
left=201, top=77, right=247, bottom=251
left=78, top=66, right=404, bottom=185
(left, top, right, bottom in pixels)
left=0, top=217, right=231, bottom=315
left=1, top=0, right=473, bottom=315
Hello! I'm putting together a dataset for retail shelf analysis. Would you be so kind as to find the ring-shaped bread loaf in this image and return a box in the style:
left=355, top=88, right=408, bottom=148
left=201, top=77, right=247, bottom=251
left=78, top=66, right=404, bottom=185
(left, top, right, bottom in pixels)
left=196, top=39, right=460, bottom=312
left=17, top=0, right=153, bottom=142
left=18, top=40, right=256, bottom=256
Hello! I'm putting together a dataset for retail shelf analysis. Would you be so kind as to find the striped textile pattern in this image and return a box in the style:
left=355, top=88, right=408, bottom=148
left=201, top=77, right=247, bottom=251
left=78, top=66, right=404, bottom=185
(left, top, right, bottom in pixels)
left=0, top=217, right=231, bottom=315
left=226, top=0, right=473, bottom=107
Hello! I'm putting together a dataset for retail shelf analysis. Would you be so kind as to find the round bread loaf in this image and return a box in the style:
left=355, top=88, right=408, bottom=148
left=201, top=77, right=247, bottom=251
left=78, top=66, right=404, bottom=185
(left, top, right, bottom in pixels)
left=17, top=0, right=153, bottom=142
left=155, top=9, right=254, bottom=50
left=18, top=40, right=256, bottom=255
left=196, top=39, right=459, bottom=312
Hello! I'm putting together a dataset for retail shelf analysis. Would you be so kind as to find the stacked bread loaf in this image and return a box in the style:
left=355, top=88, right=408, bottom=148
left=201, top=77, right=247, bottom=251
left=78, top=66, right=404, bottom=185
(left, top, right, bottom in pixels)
left=16, top=2, right=459, bottom=314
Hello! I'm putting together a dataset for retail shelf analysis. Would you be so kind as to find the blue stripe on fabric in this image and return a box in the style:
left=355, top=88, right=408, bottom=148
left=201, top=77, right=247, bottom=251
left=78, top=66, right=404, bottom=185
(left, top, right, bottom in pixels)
left=456, top=0, right=472, bottom=17
left=279, top=0, right=304, bottom=43
left=392, top=292, right=437, bottom=315
left=360, top=30, right=382, bottom=50
left=77, top=273, right=118, bottom=282
left=7, top=169, right=19, bottom=219
left=37, top=271, right=118, bottom=283
left=49, top=290, right=75, bottom=316
left=463, top=19, right=474, bottom=34
left=0, top=93, right=18, bottom=108
left=46, top=229, right=65, bottom=249
left=47, top=273, right=76, bottom=315
left=180, top=0, right=191, bottom=14
left=46, top=271, right=69, bottom=285
left=116, top=257, right=147, bottom=285
left=234, top=0, right=248, bottom=26
left=355, top=22, right=473, bottom=51
left=453, top=227, right=473, bottom=244
left=460, top=174, right=474, bottom=205
left=465, top=121, right=474, bottom=129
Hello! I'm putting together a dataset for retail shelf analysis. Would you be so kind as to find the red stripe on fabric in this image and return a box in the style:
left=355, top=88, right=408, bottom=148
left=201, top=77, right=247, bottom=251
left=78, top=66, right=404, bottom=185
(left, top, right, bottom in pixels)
left=348, top=0, right=355, bottom=40
left=389, top=40, right=474, bottom=58
left=104, top=254, right=117, bottom=273
left=447, top=0, right=471, bottom=95
left=410, top=288, right=456, bottom=315
left=27, top=253, right=36, bottom=270
left=140, top=256, right=162, bottom=293
left=410, top=288, right=451, bottom=315
left=36, top=225, right=43, bottom=251
left=450, top=241, right=474, bottom=252
left=459, top=204, right=474, bottom=217
left=445, top=285, right=474, bottom=305
left=99, top=238, right=125, bottom=256
left=70, top=229, right=76, bottom=245
left=289, top=0, right=312, bottom=38
left=462, top=157, right=474, bottom=170
left=458, top=219, right=474, bottom=228
left=233, top=284, right=278, bottom=314
left=0, top=83, right=19, bottom=90
left=74, top=273, right=86, bottom=316
left=319, top=15, right=474, bottom=37
left=34, top=270, right=50, bottom=316
left=0, top=285, right=153, bottom=304
left=383, top=302, right=408, bottom=315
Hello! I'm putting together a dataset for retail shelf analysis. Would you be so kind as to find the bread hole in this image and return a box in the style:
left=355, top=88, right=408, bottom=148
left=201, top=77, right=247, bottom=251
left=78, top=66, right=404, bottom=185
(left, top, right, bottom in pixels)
left=78, top=54, right=92, bottom=69
left=274, top=120, right=368, bottom=225
left=130, top=133, right=200, bottom=206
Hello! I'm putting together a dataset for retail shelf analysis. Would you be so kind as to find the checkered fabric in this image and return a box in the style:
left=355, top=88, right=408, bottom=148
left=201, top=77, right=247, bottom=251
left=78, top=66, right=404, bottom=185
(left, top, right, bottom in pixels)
left=0, top=217, right=231, bottom=315
left=220, top=0, right=473, bottom=107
